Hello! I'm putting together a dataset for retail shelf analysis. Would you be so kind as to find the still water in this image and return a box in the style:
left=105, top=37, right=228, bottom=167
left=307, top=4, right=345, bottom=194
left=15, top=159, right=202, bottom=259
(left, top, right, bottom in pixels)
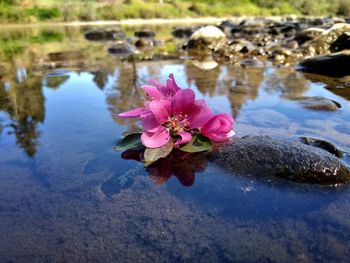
left=0, top=25, right=350, bottom=262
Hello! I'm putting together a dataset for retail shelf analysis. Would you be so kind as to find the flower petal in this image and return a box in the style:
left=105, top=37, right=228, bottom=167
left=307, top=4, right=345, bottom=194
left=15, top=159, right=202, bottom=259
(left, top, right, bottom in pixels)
left=167, top=73, right=180, bottom=93
left=142, top=85, right=162, bottom=100
left=118, top=107, right=145, bottom=118
left=174, top=131, right=192, bottom=146
left=187, top=103, right=214, bottom=128
left=140, top=111, right=160, bottom=132
left=171, top=88, right=195, bottom=115
left=141, top=126, right=170, bottom=148
left=149, top=99, right=171, bottom=124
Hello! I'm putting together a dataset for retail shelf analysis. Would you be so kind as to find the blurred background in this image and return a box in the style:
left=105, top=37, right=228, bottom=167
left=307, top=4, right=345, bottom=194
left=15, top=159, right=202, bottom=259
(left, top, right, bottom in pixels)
left=0, top=0, right=350, bottom=24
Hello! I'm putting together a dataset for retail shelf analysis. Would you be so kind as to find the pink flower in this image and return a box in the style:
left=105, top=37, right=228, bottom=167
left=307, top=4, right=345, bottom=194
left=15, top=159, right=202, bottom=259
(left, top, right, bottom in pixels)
left=117, top=73, right=235, bottom=151
left=202, top=113, right=235, bottom=142
left=140, top=88, right=213, bottom=148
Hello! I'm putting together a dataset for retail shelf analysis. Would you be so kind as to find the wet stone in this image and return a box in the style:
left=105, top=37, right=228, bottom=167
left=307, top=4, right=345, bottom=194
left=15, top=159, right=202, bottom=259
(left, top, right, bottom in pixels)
left=85, top=29, right=125, bottom=41
left=108, top=42, right=136, bottom=57
left=296, top=96, right=341, bottom=111
left=209, top=136, right=350, bottom=185
left=330, top=32, right=350, bottom=52
left=298, top=51, right=350, bottom=77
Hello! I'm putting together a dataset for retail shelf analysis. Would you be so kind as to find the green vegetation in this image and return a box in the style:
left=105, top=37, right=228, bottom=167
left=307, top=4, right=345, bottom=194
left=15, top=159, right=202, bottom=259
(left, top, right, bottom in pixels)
left=0, top=0, right=350, bottom=24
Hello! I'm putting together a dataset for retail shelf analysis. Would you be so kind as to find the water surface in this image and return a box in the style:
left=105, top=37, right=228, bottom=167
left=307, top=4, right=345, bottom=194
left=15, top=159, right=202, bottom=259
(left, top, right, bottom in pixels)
left=1, top=25, right=350, bottom=262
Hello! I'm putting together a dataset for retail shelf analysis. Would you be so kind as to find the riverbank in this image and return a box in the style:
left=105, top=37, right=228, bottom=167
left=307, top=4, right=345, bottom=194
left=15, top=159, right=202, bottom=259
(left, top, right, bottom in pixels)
left=0, top=16, right=295, bottom=28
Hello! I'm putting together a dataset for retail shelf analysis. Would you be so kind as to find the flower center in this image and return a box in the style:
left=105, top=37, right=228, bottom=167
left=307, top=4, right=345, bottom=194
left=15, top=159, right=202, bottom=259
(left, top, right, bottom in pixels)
left=166, top=113, right=189, bottom=133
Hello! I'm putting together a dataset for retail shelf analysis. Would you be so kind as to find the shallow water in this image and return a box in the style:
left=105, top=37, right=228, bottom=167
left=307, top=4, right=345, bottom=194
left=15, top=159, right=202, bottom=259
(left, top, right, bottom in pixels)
left=1, top=25, right=350, bottom=262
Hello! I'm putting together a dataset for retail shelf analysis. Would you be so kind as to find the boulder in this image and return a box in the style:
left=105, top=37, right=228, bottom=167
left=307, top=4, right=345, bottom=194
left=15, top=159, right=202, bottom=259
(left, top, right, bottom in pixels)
left=297, top=51, right=350, bottom=77
left=209, top=136, right=350, bottom=185
left=186, top=26, right=226, bottom=51
left=296, top=96, right=341, bottom=111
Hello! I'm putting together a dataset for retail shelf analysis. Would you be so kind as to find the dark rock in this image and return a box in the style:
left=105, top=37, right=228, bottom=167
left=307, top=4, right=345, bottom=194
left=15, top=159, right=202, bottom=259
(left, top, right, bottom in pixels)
left=172, top=27, right=195, bottom=39
left=85, top=29, right=125, bottom=41
left=218, top=20, right=240, bottom=36
left=209, top=136, right=350, bottom=185
left=134, top=30, right=156, bottom=38
left=294, top=27, right=325, bottom=45
left=135, top=38, right=154, bottom=48
left=108, top=42, right=135, bottom=57
left=330, top=32, right=350, bottom=52
left=296, top=96, right=341, bottom=111
left=300, top=137, right=343, bottom=158
left=297, top=51, right=350, bottom=77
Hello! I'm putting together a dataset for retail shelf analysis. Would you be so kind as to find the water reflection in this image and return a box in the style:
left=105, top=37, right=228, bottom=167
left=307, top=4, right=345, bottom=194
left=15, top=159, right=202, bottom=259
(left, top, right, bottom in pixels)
left=0, top=73, right=44, bottom=157
left=225, top=66, right=263, bottom=118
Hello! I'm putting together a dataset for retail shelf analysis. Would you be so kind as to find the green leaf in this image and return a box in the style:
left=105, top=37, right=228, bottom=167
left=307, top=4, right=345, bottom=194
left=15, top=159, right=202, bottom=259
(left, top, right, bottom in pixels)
left=114, top=133, right=143, bottom=151
left=144, top=140, right=173, bottom=166
left=180, top=134, right=213, bottom=153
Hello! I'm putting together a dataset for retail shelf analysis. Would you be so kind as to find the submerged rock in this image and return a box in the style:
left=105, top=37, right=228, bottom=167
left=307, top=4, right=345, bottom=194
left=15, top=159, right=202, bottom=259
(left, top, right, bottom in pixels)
left=210, top=136, right=350, bottom=185
left=297, top=51, right=350, bottom=77
left=296, top=96, right=341, bottom=111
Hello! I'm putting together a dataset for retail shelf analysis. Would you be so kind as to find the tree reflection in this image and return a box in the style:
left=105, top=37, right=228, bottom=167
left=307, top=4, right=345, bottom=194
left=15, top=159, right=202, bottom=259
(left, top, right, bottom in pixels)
left=224, top=66, right=263, bottom=118
left=106, top=60, right=144, bottom=131
left=263, top=68, right=310, bottom=98
left=185, top=58, right=221, bottom=97
left=302, top=72, right=350, bottom=101
left=0, top=73, right=45, bottom=157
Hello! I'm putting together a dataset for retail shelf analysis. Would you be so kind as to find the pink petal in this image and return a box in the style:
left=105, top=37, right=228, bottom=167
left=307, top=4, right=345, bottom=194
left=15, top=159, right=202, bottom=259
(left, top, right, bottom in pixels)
left=141, top=126, right=170, bottom=148
left=149, top=99, right=171, bottom=124
left=167, top=73, right=180, bottom=93
left=142, top=85, right=162, bottom=100
left=118, top=107, right=145, bottom=118
left=187, top=103, right=214, bottom=128
left=171, top=89, right=195, bottom=115
left=174, top=131, right=192, bottom=146
left=140, top=111, right=160, bottom=132
left=202, top=117, right=221, bottom=134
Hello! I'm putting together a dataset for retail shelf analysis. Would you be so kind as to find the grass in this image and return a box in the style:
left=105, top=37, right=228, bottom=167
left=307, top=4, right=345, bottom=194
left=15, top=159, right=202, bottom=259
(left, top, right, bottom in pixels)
left=0, top=0, right=348, bottom=24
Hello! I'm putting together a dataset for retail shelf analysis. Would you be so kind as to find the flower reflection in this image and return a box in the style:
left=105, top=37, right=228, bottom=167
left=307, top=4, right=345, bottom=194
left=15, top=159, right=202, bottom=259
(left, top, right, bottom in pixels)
left=122, top=148, right=208, bottom=187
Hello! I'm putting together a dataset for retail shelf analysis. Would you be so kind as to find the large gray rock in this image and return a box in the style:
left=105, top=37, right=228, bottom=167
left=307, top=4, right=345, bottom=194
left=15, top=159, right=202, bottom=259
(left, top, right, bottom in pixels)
left=209, top=136, right=350, bottom=185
